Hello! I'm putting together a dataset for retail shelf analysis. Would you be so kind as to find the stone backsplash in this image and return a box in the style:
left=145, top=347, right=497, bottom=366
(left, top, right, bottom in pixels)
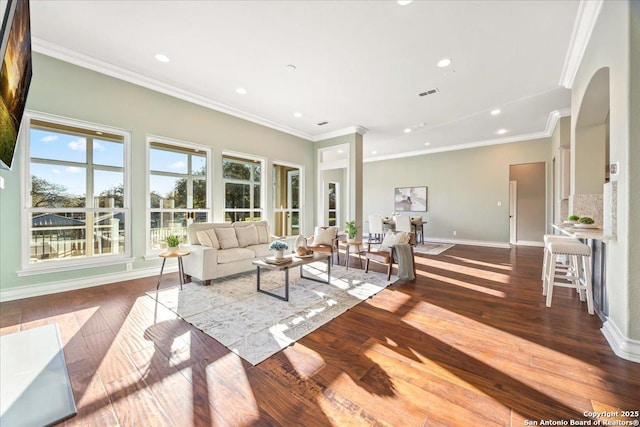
left=569, top=193, right=603, bottom=225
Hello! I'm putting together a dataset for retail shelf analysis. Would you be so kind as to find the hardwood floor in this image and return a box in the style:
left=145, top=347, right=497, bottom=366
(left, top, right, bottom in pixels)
left=1, top=245, right=639, bottom=426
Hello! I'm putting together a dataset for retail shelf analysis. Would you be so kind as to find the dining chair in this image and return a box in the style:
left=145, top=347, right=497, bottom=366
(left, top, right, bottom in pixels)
left=394, top=215, right=412, bottom=233
left=368, top=214, right=384, bottom=244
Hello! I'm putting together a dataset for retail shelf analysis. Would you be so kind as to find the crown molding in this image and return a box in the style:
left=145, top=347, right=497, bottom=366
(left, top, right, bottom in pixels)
left=31, top=37, right=315, bottom=141
left=559, top=0, right=604, bottom=89
left=313, top=125, right=369, bottom=141
left=365, top=109, right=570, bottom=163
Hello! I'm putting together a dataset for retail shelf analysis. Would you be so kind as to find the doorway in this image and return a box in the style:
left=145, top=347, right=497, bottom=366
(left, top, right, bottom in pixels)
left=509, top=162, right=546, bottom=245
left=273, top=163, right=301, bottom=237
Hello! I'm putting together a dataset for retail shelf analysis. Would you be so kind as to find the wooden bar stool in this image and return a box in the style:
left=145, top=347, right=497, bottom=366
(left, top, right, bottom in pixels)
left=544, top=241, right=594, bottom=315
left=542, top=234, right=579, bottom=294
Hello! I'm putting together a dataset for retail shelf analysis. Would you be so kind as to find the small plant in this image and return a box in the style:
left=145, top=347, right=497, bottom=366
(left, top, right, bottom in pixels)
left=345, top=220, right=358, bottom=239
left=579, top=216, right=594, bottom=224
left=165, top=235, right=181, bottom=247
left=567, top=214, right=580, bottom=221
left=269, top=240, right=288, bottom=251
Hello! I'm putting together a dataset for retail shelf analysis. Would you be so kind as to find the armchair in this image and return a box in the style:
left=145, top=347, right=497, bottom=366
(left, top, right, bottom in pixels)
left=364, top=231, right=415, bottom=280
left=303, top=226, right=341, bottom=265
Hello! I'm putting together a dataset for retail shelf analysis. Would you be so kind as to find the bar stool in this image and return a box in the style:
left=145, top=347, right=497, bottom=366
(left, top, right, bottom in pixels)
left=544, top=241, right=594, bottom=315
left=541, top=234, right=580, bottom=294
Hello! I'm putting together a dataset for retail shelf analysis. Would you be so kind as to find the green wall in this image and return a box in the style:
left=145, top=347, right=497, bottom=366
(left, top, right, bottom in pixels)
left=363, top=138, right=551, bottom=244
left=0, top=53, right=314, bottom=294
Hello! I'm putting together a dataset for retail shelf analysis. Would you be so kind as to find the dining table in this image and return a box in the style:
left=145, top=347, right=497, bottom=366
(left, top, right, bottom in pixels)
left=382, top=218, right=425, bottom=244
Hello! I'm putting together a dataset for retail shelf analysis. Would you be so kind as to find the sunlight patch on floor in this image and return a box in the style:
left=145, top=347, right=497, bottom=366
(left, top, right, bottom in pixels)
left=417, top=258, right=512, bottom=284
left=444, top=255, right=514, bottom=271
left=415, top=269, right=507, bottom=297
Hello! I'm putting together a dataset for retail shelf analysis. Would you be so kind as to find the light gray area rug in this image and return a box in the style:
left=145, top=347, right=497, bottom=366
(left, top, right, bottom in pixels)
left=413, top=243, right=455, bottom=255
left=146, top=262, right=391, bottom=365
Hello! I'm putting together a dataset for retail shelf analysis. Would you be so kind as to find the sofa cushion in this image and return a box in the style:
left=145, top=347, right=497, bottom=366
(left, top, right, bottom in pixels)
left=248, top=243, right=271, bottom=258
left=217, top=248, right=255, bottom=264
left=216, top=228, right=239, bottom=249
left=236, top=225, right=259, bottom=247
left=196, top=229, right=220, bottom=249
left=313, top=226, right=338, bottom=246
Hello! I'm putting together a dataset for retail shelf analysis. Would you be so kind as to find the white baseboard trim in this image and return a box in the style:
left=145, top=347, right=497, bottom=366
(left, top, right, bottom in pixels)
left=516, top=240, right=545, bottom=247
left=601, top=319, right=640, bottom=363
left=423, top=237, right=510, bottom=249
left=0, top=264, right=178, bottom=303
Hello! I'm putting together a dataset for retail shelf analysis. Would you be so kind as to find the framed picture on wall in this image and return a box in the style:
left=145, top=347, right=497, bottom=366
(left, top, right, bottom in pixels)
left=394, top=186, right=427, bottom=211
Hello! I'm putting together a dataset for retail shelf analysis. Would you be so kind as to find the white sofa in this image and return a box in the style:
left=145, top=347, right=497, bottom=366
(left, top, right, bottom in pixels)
left=182, top=220, right=278, bottom=285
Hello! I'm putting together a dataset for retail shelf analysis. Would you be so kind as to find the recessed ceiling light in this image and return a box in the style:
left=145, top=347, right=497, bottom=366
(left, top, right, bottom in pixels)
left=154, top=54, right=170, bottom=63
left=424, top=142, right=430, bottom=146
left=397, top=0, right=413, bottom=5
left=404, top=128, right=412, bottom=133
left=437, top=58, right=452, bottom=68
left=293, top=112, right=303, bottom=118
left=338, top=149, right=344, bottom=154
left=372, top=151, right=377, bottom=155
left=491, top=109, right=501, bottom=116
left=236, top=87, right=247, bottom=95
left=286, top=64, right=297, bottom=71
left=497, top=128, right=507, bottom=135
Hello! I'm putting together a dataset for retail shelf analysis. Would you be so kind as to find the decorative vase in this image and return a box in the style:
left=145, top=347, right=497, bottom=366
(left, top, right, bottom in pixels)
left=274, top=249, right=284, bottom=259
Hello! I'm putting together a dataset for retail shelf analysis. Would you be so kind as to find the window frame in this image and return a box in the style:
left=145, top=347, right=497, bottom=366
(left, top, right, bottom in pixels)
left=18, top=111, right=133, bottom=276
left=222, top=151, right=265, bottom=223
left=145, top=135, right=212, bottom=257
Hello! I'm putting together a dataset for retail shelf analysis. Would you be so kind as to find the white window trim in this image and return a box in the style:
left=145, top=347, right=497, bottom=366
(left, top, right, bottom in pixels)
left=19, top=110, right=132, bottom=274
left=145, top=134, right=212, bottom=257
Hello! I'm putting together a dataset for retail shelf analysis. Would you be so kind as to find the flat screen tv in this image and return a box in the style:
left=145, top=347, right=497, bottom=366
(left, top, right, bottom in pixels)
left=0, top=0, right=32, bottom=170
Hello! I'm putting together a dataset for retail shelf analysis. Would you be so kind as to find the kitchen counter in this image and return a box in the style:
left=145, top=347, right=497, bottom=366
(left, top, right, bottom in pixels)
left=552, top=223, right=611, bottom=241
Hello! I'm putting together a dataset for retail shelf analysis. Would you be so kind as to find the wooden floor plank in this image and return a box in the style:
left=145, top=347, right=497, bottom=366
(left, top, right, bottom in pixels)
left=2, top=245, right=639, bottom=426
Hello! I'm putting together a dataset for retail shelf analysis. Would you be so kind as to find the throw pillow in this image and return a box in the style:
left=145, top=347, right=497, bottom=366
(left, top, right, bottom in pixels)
left=196, top=229, right=220, bottom=249
left=235, top=225, right=259, bottom=247
left=215, top=227, right=239, bottom=249
left=380, top=230, right=410, bottom=251
left=313, top=226, right=337, bottom=246
left=255, top=223, right=270, bottom=244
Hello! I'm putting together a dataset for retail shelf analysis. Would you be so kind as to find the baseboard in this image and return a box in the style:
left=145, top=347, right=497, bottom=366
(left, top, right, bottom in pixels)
left=0, top=264, right=177, bottom=303
left=516, top=240, right=545, bottom=247
left=601, top=319, right=640, bottom=363
left=423, top=237, right=510, bottom=249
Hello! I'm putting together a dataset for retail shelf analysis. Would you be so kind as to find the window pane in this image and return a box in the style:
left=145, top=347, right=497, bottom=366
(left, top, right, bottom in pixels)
left=223, top=159, right=250, bottom=180
left=94, top=212, right=125, bottom=255
left=328, top=183, right=336, bottom=210
left=253, top=164, right=261, bottom=182
left=253, top=184, right=261, bottom=209
left=225, top=183, right=250, bottom=208
left=30, top=212, right=87, bottom=262
left=149, top=211, right=188, bottom=249
left=30, top=128, right=86, bottom=163
left=150, top=147, right=188, bottom=174
left=150, top=175, right=180, bottom=207
left=93, top=139, right=123, bottom=167
left=31, top=163, right=86, bottom=208
left=94, top=170, right=124, bottom=208
left=192, top=154, right=206, bottom=175
left=193, top=178, right=206, bottom=209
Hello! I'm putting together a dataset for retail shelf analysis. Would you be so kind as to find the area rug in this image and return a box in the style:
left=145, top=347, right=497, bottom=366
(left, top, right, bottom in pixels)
left=413, top=242, right=455, bottom=255
left=146, top=262, right=391, bottom=365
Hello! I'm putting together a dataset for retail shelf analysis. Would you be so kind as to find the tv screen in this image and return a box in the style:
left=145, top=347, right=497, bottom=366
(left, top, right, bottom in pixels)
left=0, top=0, right=32, bottom=170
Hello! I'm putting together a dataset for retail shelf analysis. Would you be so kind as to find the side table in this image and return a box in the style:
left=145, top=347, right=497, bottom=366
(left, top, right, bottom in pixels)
left=340, top=240, right=363, bottom=270
left=157, top=250, right=190, bottom=290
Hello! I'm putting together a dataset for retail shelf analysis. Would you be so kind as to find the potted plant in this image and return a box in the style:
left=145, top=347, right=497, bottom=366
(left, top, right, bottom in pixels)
left=567, top=214, right=580, bottom=223
left=269, top=240, right=288, bottom=259
left=165, top=235, right=181, bottom=253
left=345, top=220, right=358, bottom=242
left=578, top=216, right=594, bottom=224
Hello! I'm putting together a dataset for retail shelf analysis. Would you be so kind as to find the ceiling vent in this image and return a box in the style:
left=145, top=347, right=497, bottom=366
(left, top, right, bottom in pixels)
left=419, top=88, right=439, bottom=97
left=317, top=121, right=329, bottom=126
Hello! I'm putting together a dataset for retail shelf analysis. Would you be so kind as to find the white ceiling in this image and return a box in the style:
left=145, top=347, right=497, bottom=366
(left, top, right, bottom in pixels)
left=29, top=0, right=579, bottom=161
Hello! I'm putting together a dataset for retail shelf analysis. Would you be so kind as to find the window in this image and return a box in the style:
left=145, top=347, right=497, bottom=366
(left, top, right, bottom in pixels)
left=273, top=163, right=302, bottom=236
left=148, top=138, right=210, bottom=251
left=24, top=116, right=129, bottom=270
left=328, top=182, right=339, bottom=226
left=223, top=154, right=263, bottom=222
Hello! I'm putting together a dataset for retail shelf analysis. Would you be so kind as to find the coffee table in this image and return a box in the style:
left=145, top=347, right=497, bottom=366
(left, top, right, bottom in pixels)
left=252, top=252, right=331, bottom=301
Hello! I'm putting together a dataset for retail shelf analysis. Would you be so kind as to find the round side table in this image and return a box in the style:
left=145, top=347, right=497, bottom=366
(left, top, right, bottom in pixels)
left=157, top=250, right=190, bottom=290
left=340, top=240, right=363, bottom=270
